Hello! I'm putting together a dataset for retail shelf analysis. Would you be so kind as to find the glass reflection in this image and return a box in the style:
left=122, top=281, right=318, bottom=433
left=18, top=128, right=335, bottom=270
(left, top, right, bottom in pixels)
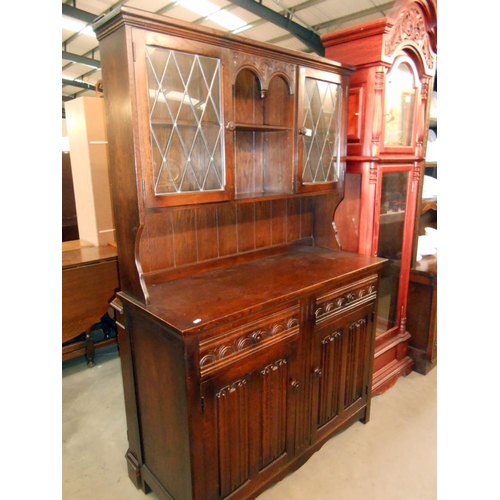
left=384, top=61, right=416, bottom=147
left=146, top=47, right=224, bottom=194
left=375, top=171, right=409, bottom=336
left=302, top=77, right=340, bottom=183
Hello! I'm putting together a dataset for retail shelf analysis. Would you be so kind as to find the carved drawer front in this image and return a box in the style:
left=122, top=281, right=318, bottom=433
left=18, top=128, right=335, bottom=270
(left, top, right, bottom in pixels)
left=199, top=303, right=300, bottom=380
left=314, top=275, right=378, bottom=325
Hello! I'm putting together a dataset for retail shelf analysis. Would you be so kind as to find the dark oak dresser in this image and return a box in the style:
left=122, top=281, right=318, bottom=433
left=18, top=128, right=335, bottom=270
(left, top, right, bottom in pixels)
left=94, top=7, right=386, bottom=499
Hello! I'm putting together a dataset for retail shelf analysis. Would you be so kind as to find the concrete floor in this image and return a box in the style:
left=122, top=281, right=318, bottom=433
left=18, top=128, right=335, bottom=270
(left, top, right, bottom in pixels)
left=62, top=346, right=436, bottom=500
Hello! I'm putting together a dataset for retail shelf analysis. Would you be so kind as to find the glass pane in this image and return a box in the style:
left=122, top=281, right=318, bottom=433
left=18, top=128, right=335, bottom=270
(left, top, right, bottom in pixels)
left=376, top=264, right=400, bottom=336
left=146, top=47, right=224, bottom=195
left=376, top=171, right=409, bottom=336
left=384, top=62, right=416, bottom=147
left=302, top=77, right=340, bottom=183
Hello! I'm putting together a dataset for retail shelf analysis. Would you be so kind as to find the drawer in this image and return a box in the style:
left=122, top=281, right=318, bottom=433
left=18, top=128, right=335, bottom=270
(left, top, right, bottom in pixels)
left=314, top=274, right=378, bottom=325
left=199, top=302, right=300, bottom=380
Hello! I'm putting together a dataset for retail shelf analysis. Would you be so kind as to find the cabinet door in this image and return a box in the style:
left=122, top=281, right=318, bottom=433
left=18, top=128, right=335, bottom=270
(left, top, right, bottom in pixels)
left=374, top=166, right=416, bottom=340
left=296, top=67, right=347, bottom=194
left=382, top=55, right=422, bottom=154
left=201, top=338, right=298, bottom=499
left=133, top=31, right=233, bottom=208
left=311, top=303, right=374, bottom=442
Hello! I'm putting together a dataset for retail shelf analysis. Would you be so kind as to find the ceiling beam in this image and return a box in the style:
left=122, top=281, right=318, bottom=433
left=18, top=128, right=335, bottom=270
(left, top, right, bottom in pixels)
left=314, top=1, right=394, bottom=31
left=226, top=0, right=324, bottom=56
left=62, top=4, right=98, bottom=24
left=62, top=77, right=97, bottom=92
left=62, top=51, right=101, bottom=69
left=266, top=1, right=395, bottom=50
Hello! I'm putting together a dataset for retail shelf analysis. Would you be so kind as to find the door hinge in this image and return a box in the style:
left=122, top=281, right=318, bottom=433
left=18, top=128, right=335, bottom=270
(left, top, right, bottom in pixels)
left=142, top=179, right=146, bottom=199
left=201, top=397, right=205, bottom=413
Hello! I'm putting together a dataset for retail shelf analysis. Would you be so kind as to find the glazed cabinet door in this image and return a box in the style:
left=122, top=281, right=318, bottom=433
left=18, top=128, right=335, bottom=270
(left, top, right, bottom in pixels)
left=373, top=166, right=416, bottom=341
left=382, top=55, right=422, bottom=154
left=132, top=29, right=234, bottom=208
left=296, top=66, right=348, bottom=194
left=311, top=302, right=375, bottom=442
left=200, top=338, right=298, bottom=500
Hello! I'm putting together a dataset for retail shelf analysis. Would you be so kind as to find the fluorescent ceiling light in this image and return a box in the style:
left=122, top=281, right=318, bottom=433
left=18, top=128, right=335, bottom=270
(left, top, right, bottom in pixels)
left=62, top=15, right=96, bottom=38
left=177, top=0, right=249, bottom=32
left=177, top=0, right=219, bottom=17
left=210, top=10, right=247, bottom=32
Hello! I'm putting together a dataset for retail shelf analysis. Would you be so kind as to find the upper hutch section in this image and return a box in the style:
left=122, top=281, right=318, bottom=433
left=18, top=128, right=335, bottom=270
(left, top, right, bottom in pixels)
left=94, top=7, right=353, bottom=207
left=321, top=0, right=437, bottom=159
left=93, top=7, right=353, bottom=303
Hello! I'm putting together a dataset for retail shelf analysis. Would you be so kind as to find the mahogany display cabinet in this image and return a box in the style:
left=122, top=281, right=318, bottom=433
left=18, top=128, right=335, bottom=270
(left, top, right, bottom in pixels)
left=94, top=7, right=386, bottom=500
left=322, top=0, right=437, bottom=395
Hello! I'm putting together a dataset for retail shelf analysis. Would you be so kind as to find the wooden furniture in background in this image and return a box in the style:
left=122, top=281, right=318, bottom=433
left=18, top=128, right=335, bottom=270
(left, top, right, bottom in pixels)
left=406, top=255, right=437, bottom=374
left=65, top=96, right=115, bottom=247
left=94, top=7, right=386, bottom=500
left=407, top=72, right=437, bottom=374
left=322, top=0, right=437, bottom=395
left=62, top=243, right=119, bottom=366
left=62, top=151, right=79, bottom=242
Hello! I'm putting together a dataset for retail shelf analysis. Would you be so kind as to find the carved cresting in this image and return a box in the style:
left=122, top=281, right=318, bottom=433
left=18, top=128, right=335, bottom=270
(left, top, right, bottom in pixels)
left=384, top=5, right=435, bottom=70
left=232, top=51, right=295, bottom=96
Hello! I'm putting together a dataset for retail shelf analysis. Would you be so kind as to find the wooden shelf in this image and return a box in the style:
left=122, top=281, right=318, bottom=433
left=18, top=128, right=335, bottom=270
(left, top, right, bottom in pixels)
left=379, top=210, right=406, bottom=223
left=235, top=190, right=294, bottom=202
left=421, top=197, right=437, bottom=214
left=227, top=122, right=293, bottom=132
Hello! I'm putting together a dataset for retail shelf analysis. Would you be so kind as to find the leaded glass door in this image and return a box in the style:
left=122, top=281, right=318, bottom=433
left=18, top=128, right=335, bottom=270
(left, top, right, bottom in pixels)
left=297, top=67, right=346, bottom=194
left=147, top=47, right=224, bottom=194
left=134, top=35, right=232, bottom=208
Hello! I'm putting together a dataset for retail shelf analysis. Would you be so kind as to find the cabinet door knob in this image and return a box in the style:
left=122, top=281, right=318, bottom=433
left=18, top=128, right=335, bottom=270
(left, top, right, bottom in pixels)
left=314, top=367, right=322, bottom=377
left=291, top=380, right=300, bottom=389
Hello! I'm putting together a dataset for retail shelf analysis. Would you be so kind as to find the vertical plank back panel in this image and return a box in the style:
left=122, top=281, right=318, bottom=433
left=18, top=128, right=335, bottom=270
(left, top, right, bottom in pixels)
left=141, top=197, right=318, bottom=278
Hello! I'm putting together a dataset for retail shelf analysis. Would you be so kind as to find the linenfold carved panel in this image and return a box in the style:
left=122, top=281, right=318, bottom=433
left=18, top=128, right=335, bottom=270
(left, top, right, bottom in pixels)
left=214, top=358, right=288, bottom=494
left=344, top=318, right=368, bottom=407
left=259, top=359, right=288, bottom=467
left=318, top=329, right=342, bottom=426
left=216, top=379, right=249, bottom=496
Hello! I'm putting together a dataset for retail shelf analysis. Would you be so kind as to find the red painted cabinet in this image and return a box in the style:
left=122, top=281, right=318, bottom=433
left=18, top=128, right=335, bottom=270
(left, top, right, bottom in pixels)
left=322, top=0, right=437, bottom=394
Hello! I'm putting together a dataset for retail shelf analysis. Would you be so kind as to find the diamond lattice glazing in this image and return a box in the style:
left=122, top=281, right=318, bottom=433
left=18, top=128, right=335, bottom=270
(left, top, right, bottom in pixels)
left=302, top=78, right=340, bottom=183
left=146, top=47, right=224, bottom=194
